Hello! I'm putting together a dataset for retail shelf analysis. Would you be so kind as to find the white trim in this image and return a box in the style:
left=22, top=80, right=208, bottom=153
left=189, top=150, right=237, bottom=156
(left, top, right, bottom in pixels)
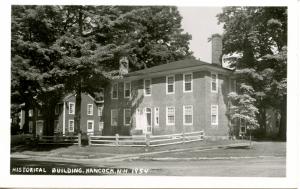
left=166, top=106, right=175, bottom=126
left=145, top=107, right=152, bottom=133
left=154, top=107, right=159, bottom=126
left=28, top=109, right=33, bottom=117
left=87, top=104, right=93, bottom=116
left=123, top=109, right=131, bottom=126
left=166, top=75, right=175, bottom=94
left=211, top=105, right=219, bottom=126
left=183, top=73, right=193, bottom=92
left=99, top=122, right=104, bottom=131
left=68, top=102, right=75, bottom=115
left=68, top=119, right=74, bottom=132
left=111, top=83, right=118, bottom=99
left=183, top=105, right=193, bottom=125
left=211, top=72, right=218, bottom=93
left=144, top=79, right=152, bottom=96
left=111, top=109, right=118, bottom=126
left=63, top=102, right=65, bottom=135
left=87, top=120, right=94, bottom=133
left=124, top=81, right=131, bottom=98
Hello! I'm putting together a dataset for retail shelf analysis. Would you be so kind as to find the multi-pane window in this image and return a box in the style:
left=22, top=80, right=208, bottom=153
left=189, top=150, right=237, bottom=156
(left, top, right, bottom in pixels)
left=29, top=109, right=33, bottom=117
left=211, top=73, right=218, bottom=92
left=183, top=105, right=193, bottom=125
left=124, top=82, right=131, bottom=98
left=69, top=102, right=75, bottom=115
left=111, top=109, right=118, bottom=126
left=144, top=79, right=151, bottom=96
left=166, top=75, right=175, bottom=94
left=87, top=104, right=93, bottom=115
left=69, top=119, right=74, bottom=132
left=111, top=83, right=118, bottom=99
left=211, top=105, right=218, bottom=126
left=166, top=107, right=175, bottom=125
left=154, top=107, right=159, bottom=126
left=98, top=106, right=103, bottom=121
left=124, top=109, right=131, bottom=126
left=87, top=120, right=94, bottom=133
left=183, top=73, right=192, bottom=92
left=28, top=121, right=33, bottom=133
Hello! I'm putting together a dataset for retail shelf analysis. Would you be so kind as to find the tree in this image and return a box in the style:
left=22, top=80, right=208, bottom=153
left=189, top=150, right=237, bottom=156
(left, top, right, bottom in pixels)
left=11, top=5, right=193, bottom=135
left=217, top=7, right=287, bottom=140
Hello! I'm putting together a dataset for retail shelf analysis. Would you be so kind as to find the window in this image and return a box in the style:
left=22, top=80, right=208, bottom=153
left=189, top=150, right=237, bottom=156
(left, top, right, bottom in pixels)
left=69, top=102, right=75, bottom=115
left=183, top=105, right=193, bottom=125
left=211, top=105, right=218, bottom=125
left=111, top=83, right=118, bottom=99
left=211, top=73, right=218, bottom=92
left=55, top=104, right=59, bottom=115
left=68, top=119, right=74, bottom=132
left=166, top=107, right=175, bottom=125
left=154, top=107, right=159, bottom=126
left=166, top=75, right=175, bottom=94
left=183, top=73, right=192, bottom=92
left=144, top=79, right=151, bottom=96
left=29, top=109, right=33, bottom=117
left=124, top=109, right=131, bottom=126
left=54, top=120, right=59, bottom=133
left=124, top=82, right=131, bottom=98
left=98, top=106, right=103, bottom=117
left=99, top=122, right=104, bottom=130
left=240, top=119, right=246, bottom=135
left=87, top=104, right=93, bottom=115
left=28, top=121, right=33, bottom=133
left=87, top=120, right=94, bottom=133
left=111, top=109, right=118, bottom=126
left=145, top=108, right=152, bottom=132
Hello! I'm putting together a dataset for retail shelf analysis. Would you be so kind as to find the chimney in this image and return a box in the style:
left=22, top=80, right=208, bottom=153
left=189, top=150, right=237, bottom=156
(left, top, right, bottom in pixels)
left=119, top=56, right=129, bottom=75
left=211, top=33, right=222, bottom=66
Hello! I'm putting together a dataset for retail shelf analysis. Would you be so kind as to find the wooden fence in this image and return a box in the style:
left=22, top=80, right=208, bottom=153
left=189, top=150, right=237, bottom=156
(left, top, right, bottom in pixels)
left=38, top=135, right=79, bottom=145
left=89, top=131, right=204, bottom=147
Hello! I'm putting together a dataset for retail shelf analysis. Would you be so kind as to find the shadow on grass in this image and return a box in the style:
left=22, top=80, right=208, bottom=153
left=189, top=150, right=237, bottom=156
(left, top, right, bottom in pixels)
left=11, top=144, right=76, bottom=153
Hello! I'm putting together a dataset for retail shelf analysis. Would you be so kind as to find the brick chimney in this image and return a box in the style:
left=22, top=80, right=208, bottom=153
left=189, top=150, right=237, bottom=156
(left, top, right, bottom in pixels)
left=211, top=33, right=222, bottom=66
left=119, top=56, right=129, bottom=75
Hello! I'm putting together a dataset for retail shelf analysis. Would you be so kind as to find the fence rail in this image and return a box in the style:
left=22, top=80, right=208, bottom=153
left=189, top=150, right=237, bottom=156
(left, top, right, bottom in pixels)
left=38, top=135, right=79, bottom=145
left=89, top=131, right=204, bottom=147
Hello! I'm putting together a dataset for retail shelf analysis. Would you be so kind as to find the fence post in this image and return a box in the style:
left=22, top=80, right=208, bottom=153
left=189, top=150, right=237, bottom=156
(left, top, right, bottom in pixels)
left=88, top=135, right=91, bottom=146
left=182, top=132, right=186, bottom=144
left=115, top=134, right=119, bottom=146
left=145, top=134, right=150, bottom=147
left=78, top=133, right=81, bottom=147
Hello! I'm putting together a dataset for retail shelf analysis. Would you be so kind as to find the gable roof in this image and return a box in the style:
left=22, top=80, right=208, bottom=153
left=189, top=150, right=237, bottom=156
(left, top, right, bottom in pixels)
left=125, top=59, right=231, bottom=77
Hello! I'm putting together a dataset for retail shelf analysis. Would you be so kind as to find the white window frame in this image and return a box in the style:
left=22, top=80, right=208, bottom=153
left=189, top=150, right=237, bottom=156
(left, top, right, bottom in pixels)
left=183, top=105, right=193, bottom=125
left=111, top=109, right=118, bottom=126
left=68, top=102, right=75, bottom=115
left=166, top=106, right=175, bottom=126
left=68, top=119, right=74, bottom=132
left=154, top=107, right=159, bottom=126
left=211, top=73, right=218, bottom=93
left=144, top=79, right=152, bottom=96
left=111, top=83, right=118, bottom=99
left=124, top=81, right=131, bottom=98
left=211, top=105, right=219, bottom=126
left=123, top=109, right=131, bottom=126
left=98, top=106, right=103, bottom=117
left=55, top=104, right=59, bottom=115
left=166, top=75, right=175, bottom=94
left=28, top=109, right=33, bottom=117
left=87, top=104, right=93, bottom=116
left=183, top=73, right=193, bottom=92
left=87, top=120, right=94, bottom=133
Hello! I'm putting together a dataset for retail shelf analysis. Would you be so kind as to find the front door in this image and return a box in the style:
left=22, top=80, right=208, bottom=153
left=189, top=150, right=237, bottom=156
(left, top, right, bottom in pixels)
left=36, top=120, right=43, bottom=137
left=145, top=108, right=152, bottom=133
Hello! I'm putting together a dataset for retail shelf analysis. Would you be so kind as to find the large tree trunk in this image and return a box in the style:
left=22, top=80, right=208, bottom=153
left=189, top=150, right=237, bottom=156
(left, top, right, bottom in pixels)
left=75, top=88, right=82, bottom=134
left=257, top=107, right=267, bottom=137
left=278, top=95, right=286, bottom=141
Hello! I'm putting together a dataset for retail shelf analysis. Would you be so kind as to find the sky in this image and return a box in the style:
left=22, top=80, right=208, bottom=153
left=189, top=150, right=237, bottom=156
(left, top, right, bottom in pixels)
left=178, top=7, right=223, bottom=63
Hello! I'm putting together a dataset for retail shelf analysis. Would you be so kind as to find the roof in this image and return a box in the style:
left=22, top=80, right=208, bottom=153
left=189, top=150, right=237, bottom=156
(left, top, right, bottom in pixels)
left=125, top=59, right=231, bottom=77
